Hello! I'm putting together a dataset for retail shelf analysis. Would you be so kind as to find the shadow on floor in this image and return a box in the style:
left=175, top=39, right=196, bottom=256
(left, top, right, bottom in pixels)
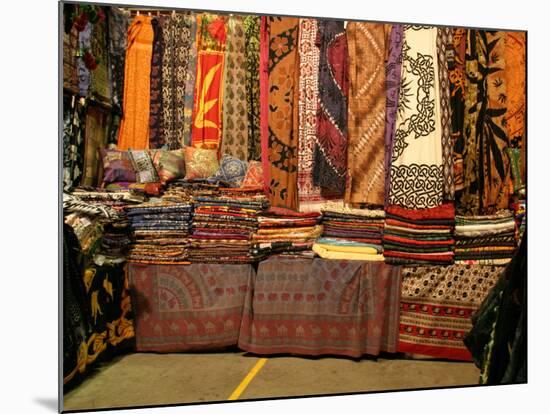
left=33, top=397, right=58, bottom=412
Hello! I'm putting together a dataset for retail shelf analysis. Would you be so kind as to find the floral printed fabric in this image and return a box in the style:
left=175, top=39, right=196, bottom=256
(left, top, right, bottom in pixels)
left=183, top=146, right=220, bottom=180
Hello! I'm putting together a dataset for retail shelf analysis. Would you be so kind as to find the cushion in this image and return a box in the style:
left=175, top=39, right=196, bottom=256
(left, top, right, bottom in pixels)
left=100, top=149, right=136, bottom=184
left=241, top=161, right=264, bottom=188
left=183, top=146, right=219, bottom=180
left=208, top=154, right=248, bottom=187
left=128, top=149, right=159, bottom=183
left=149, top=149, right=186, bottom=184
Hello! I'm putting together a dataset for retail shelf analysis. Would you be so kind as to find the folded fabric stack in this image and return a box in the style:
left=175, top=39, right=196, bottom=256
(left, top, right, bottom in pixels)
left=125, top=202, right=193, bottom=264
left=454, top=210, right=517, bottom=265
left=189, top=193, right=269, bottom=263
left=162, top=179, right=221, bottom=203
left=313, top=204, right=385, bottom=261
left=383, top=204, right=455, bottom=265
left=252, top=207, right=322, bottom=259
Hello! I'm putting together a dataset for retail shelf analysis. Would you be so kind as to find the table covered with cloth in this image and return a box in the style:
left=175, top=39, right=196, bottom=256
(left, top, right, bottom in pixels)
left=128, top=263, right=253, bottom=352
left=238, top=258, right=402, bottom=358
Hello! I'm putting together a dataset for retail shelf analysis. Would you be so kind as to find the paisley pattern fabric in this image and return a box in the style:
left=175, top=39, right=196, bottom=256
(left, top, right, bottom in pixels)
left=183, top=15, right=198, bottom=147
left=221, top=16, right=248, bottom=160
left=148, top=18, right=165, bottom=149
left=345, top=22, right=385, bottom=206
left=388, top=26, right=444, bottom=209
left=313, top=20, right=348, bottom=195
left=191, top=14, right=227, bottom=149
left=244, top=16, right=261, bottom=161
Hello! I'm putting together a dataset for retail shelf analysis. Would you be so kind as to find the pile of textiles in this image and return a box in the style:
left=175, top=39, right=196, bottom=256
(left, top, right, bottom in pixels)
left=125, top=202, right=193, bottom=264
left=383, top=204, right=455, bottom=265
left=252, top=207, right=322, bottom=259
left=162, top=179, right=221, bottom=203
left=189, top=192, right=269, bottom=263
left=454, top=211, right=517, bottom=265
left=313, top=204, right=385, bottom=261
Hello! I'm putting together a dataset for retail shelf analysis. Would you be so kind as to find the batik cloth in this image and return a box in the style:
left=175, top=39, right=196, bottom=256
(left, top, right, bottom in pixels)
left=63, top=95, right=87, bottom=191
left=384, top=24, right=404, bottom=206
left=313, top=20, right=348, bottom=194
left=265, top=17, right=300, bottom=209
left=149, top=18, right=165, bottom=149
left=389, top=26, right=444, bottom=209
left=183, top=15, right=198, bottom=147
left=191, top=14, right=227, bottom=149
left=118, top=15, right=154, bottom=150
left=244, top=16, right=261, bottom=161
left=345, top=22, right=385, bottom=206
left=221, top=15, right=248, bottom=160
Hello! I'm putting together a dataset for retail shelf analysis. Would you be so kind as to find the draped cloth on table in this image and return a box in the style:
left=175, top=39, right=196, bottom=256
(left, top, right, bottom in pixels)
left=297, top=18, right=341, bottom=212
left=148, top=18, right=165, bottom=149
left=313, top=20, right=348, bottom=195
left=345, top=22, right=385, bottom=206
left=244, top=16, right=261, bottom=161
left=221, top=15, right=248, bottom=160
left=162, top=13, right=193, bottom=150
left=264, top=17, right=300, bottom=209
left=388, top=26, right=444, bottom=209
left=117, top=15, right=154, bottom=151
left=183, top=16, right=198, bottom=147
left=191, top=14, right=227, bottom=149
left=457, top=30, right=511, bottom=215
left=384, top=24, right=404, bottom=206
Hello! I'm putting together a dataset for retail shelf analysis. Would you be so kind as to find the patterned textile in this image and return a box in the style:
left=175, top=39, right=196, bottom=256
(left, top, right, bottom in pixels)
left=107, top=7, right=128, bottom=114
left=90, top=15, right=111, bottom=103
left=345, top=22, right=385, bottom=206
left=118, top=15, right=154, bottom=150
left=457, top=31, right=511, bottom=215
left=221, top=16, right=248, bottom=160
left=209, top=154, right=248, bottom=187
left=104, top=181, right=163, bottom=196
left=148, top=18, right=165, bottom=149
left=242, top=161, right=264, bottom=188
left=265, top=17, right=300, bottom=209
left=63, top=95, right=87, bottom=191
left=191, top=14, right=227, bottom=149
left=239, top=258, right=402, bottom=357
left=183, top=146, right=220, bottom=180
left=63, top=24, right=80, bottom=94
left=100, top=149, right=136, bottom=184
left=437, top=28, right=454, bottom=201
left=259, top=16, right=271, bottom=194
left=128, top=150, right=159, bottom=183
left=78, top=22, right=92, bottom=96
left=183, top=15, right=198, bottom=146
left=129, top=263, right=253, bottom=352
left=149, top=149, right=186, bottom=183
left=313, top=20, right=348, bottom=194
left=244, top=16, right=261, bottom=161
left=389, top=26, right=444, bottom=209
left=399, top=264, right=502, bottom=361
left=297, top=18, right=340, bottom=212
left=81, top=105, right=111, bottom=187
left=161, top=13, right=193, bottom=150
left=384, top=25, right=404, bottom=205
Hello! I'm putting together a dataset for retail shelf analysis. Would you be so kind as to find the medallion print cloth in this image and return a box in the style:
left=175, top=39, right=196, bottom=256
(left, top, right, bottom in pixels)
left=313, top=20, right=348, bottom=195
left=221, top=15, right=249, bottom=160
left=191, top=14, right=227, bottom=149
left=244, top=16, right=261, bottom=161
left=118, top=15, right=154, bottom=151
left=148, top=18, right=165, bottom=149
left=399, top=264, right=502, bottom=360
left=129, top=263, right=253, bottom=351
left=345, top=22, right=385, bottom=206
left=239, top=258, right=402, bottom=358
left=389, top=26, right=444, bottom=209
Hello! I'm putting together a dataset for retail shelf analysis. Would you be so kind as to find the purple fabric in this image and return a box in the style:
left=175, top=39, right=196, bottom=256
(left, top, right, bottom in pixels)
left=384, top=25, right=404, bottom=206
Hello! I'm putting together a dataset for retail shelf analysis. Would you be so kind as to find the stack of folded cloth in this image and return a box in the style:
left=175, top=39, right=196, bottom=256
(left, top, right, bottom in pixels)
left=383, top=203, right=455, bottom=265
left=125, top=202, right=193, bottom=264
left=188, top=193, right=269, bottom=263
left=252, top=207, right=322, bottom=259
left=162, top=179, right=221, bottom=203
left=312, top=204, right=385, bottom=260
left=454, top=210, right=517, bottom=265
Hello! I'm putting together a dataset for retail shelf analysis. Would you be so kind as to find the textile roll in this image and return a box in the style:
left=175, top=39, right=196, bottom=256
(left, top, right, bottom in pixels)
left=191, top=14, right=227, bottom=149
left=148, top=18, right=165, bottom=149
left=345, top=22, right=385, bottom=206
left=183, top=15, right=198, bottom=146
left=388, top=25, right=444, bottom=209
left=118, top=15, right=154, bottom=151
left=265, top=17, right=301, bottom=209
left=244, top=16, right=261, bottom=161
left=313, top=20, right=348, bottom=195
left=221, top=15, right=249, bottom=160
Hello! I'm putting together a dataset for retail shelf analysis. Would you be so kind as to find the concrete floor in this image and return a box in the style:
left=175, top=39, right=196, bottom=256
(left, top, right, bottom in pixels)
left=63, top=352, right=480, bottom=411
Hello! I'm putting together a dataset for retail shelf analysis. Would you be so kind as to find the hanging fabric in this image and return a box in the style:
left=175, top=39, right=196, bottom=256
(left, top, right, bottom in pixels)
left=221, top=15, right=248, bottom=160
left=384, top=24, right=404, bottom=206
left=388, top=25, right=444, bottom=209
left=89, top=14, right=111, bottom=104
left=259, top=16, right=270, bottom=194
left=117, top=15, right=154, bottom=151
left=183, top=15, right=198, bottom=147
left=78, top=22, right=92, bottom=97
left=63, top=95, right=87, bottom=191
left=81, top=105, right=111, bottom=187
left=148, top=18, right=165, bottom=149
left=191, top=13, right=227, bottom=149
left=345, top=21, right=386, bottom=206
left=264, top=16, right=300, bottom=209
left=63, top=21, right=80, bottom=94
left=313, top=20, right=348, bottom=195
left=244, top=16, right=261, bottom=161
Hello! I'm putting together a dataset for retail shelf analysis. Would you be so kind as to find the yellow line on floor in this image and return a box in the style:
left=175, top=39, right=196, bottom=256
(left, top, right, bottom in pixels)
left=228, top=358, right=268, bottom=400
